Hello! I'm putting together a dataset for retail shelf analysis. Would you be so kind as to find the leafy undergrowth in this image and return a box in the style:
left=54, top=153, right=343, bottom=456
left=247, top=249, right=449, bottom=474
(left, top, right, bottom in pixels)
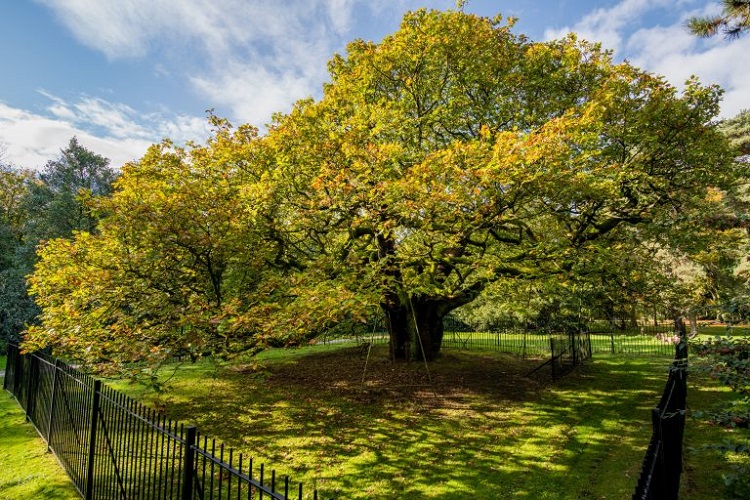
left=0, top=379, right=80, bottom=500
left=682, top=355, right=750, bottom=499
left=111, top=346, right=733, bottom=499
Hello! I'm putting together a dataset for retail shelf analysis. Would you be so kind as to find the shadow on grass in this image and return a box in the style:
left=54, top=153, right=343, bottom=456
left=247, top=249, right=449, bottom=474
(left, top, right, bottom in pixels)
left=118, top=348, right=674, bottom=499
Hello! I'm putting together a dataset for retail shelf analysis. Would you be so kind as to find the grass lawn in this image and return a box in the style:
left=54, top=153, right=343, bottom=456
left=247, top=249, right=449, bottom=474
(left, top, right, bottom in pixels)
left=3, top=341, right=744, bottom=499
left=681, top=359, right=750, bottom=499
left=110, top=344, right=731, bottom=499
left=0, top=377, right=80, bottom=500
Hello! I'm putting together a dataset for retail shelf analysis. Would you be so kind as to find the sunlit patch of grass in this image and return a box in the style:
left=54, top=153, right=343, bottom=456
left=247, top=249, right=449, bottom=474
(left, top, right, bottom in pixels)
left=698, top=324, right=750, bottom=337
left=104, top=347, right=748, bottom=498
left=0, top=380, right=80, bottom=500
left=8, top=340, right=743, bottom=497
left=110, top=348, right=688, bottom=499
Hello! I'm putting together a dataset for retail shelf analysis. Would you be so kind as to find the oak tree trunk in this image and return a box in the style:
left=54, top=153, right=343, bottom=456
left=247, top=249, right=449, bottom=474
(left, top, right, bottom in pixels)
left=382, top=297, right=446, bottom=362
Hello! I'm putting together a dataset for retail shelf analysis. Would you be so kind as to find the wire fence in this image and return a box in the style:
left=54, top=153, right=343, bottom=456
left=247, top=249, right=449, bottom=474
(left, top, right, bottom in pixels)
left=3, top=344, right=325, bottom=500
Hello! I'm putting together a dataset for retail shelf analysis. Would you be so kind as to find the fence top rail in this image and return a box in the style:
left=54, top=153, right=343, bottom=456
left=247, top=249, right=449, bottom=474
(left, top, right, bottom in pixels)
left=655, top=356, right=688, bottom=414
left=192, top=440, right=298, bottom=500
left=49, top=362, right=96, bottom=392
left=98, top=387, right=186, bottom=443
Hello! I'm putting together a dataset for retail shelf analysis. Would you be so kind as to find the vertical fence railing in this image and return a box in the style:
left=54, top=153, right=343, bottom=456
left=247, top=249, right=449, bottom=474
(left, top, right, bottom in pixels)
left=632, top=333, right=688, bottom=500
left=440, top=317, right=680, bottom=357
left=3, top=344, right=325, bottom=500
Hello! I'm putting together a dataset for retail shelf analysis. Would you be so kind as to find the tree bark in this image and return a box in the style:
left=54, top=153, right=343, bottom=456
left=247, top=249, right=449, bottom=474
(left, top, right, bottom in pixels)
left=382, top=296, right=446, bottom=362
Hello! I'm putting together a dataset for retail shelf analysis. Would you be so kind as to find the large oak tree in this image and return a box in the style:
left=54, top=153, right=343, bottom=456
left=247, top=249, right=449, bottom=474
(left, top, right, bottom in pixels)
left=267, top=9, right=738, bottom=361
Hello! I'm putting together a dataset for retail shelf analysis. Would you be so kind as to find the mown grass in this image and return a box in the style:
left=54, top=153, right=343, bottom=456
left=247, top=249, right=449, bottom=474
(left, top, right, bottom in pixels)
left=681, top=359, right=750, bottom=499
left=0, top=377, right=80, bottom=500
left=109, top=345, right=736, bottom=499
left=3, top=342, right=745, bottom=499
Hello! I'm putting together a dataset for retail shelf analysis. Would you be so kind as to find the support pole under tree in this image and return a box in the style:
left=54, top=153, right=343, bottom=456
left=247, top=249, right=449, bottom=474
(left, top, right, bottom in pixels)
left=85, top=380, right=102, bottom=500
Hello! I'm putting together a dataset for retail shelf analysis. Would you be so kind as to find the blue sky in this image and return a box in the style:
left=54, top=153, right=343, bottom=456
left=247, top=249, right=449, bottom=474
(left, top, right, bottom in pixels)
left=1, top=0, right=747, bottom=169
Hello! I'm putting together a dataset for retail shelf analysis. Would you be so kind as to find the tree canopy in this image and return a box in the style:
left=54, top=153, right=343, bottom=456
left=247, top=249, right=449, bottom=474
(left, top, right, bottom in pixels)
left=719, top=109, right=750, bottom=156
left=23, top=9, right=746, bottom=367
left=265, top=9, right=739, bottom=360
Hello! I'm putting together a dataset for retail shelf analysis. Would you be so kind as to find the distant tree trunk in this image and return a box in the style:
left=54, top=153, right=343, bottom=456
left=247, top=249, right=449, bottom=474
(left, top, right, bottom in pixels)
left=628, top=304, right=639, bottom=328
left=688, top=313, right=698, bottom=337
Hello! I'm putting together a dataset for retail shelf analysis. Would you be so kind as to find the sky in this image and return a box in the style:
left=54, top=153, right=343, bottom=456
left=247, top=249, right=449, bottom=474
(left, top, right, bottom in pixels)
left=1, top=0, right=748, bottom=170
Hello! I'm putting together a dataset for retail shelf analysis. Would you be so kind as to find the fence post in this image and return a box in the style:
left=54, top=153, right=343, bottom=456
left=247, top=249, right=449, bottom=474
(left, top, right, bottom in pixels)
left=46, top=359, right=61, bottom=450
left=182, top=426, right=197, bottom=500
left=663, top=363, right=687, bottom=500
left=85, top=380, right=102, bottom=500
left=650, top=407, right=666, bottom=498
left=13, top=346, right=23, bottom=400
left=2, top=344, right=9, bottom=391
left=25, top=354, right=39, bottom=422
left=660, top=410, right=681, bottom=500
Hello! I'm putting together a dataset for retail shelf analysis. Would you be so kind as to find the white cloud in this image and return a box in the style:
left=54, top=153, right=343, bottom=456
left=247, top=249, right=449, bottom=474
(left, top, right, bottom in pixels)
left=624, top=6, right=750, bottom=117
left=34, top=0, right=371, bottom=125
left=326, top=0, right=357, bottom=34
left=35, top=0, right=156, bottom=59
left=191, top=64, right=317, bottom=126
left=155, top=114, right=214, bottom=145
left=543, top=0, right=673, bottom=51
left=19, top=0, right=748, bottom=172
left=544, top=0, right=748, bottom=117
left=0, top=0, right=404, bottom=170
left=0, top=94, right=211, bottom=170
left=0, top=102, right=147, bottom=169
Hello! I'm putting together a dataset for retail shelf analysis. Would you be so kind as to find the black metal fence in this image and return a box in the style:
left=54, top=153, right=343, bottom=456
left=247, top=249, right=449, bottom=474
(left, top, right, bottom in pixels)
left=550, top=331, right=593, bottom=378
left=632, top=341, right=688, bottom=500
left=340, top=316, right=693, bottom=358
left=441, top=317, right=683, bottom=357
left=3, top=344, right=324, bottom=500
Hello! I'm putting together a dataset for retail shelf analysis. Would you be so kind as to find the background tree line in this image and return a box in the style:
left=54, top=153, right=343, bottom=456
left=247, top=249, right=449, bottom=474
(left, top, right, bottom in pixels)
left=0, top=138, right=117, bottom=349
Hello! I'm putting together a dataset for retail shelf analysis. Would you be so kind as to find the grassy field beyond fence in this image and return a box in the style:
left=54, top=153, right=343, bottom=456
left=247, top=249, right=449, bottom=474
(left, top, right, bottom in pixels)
left=436, top=330, right=680, bottom=356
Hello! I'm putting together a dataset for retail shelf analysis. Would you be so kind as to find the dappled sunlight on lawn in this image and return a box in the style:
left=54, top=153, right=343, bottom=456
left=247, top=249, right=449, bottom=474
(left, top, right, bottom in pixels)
left=108, top=348, right=680, bottom=499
